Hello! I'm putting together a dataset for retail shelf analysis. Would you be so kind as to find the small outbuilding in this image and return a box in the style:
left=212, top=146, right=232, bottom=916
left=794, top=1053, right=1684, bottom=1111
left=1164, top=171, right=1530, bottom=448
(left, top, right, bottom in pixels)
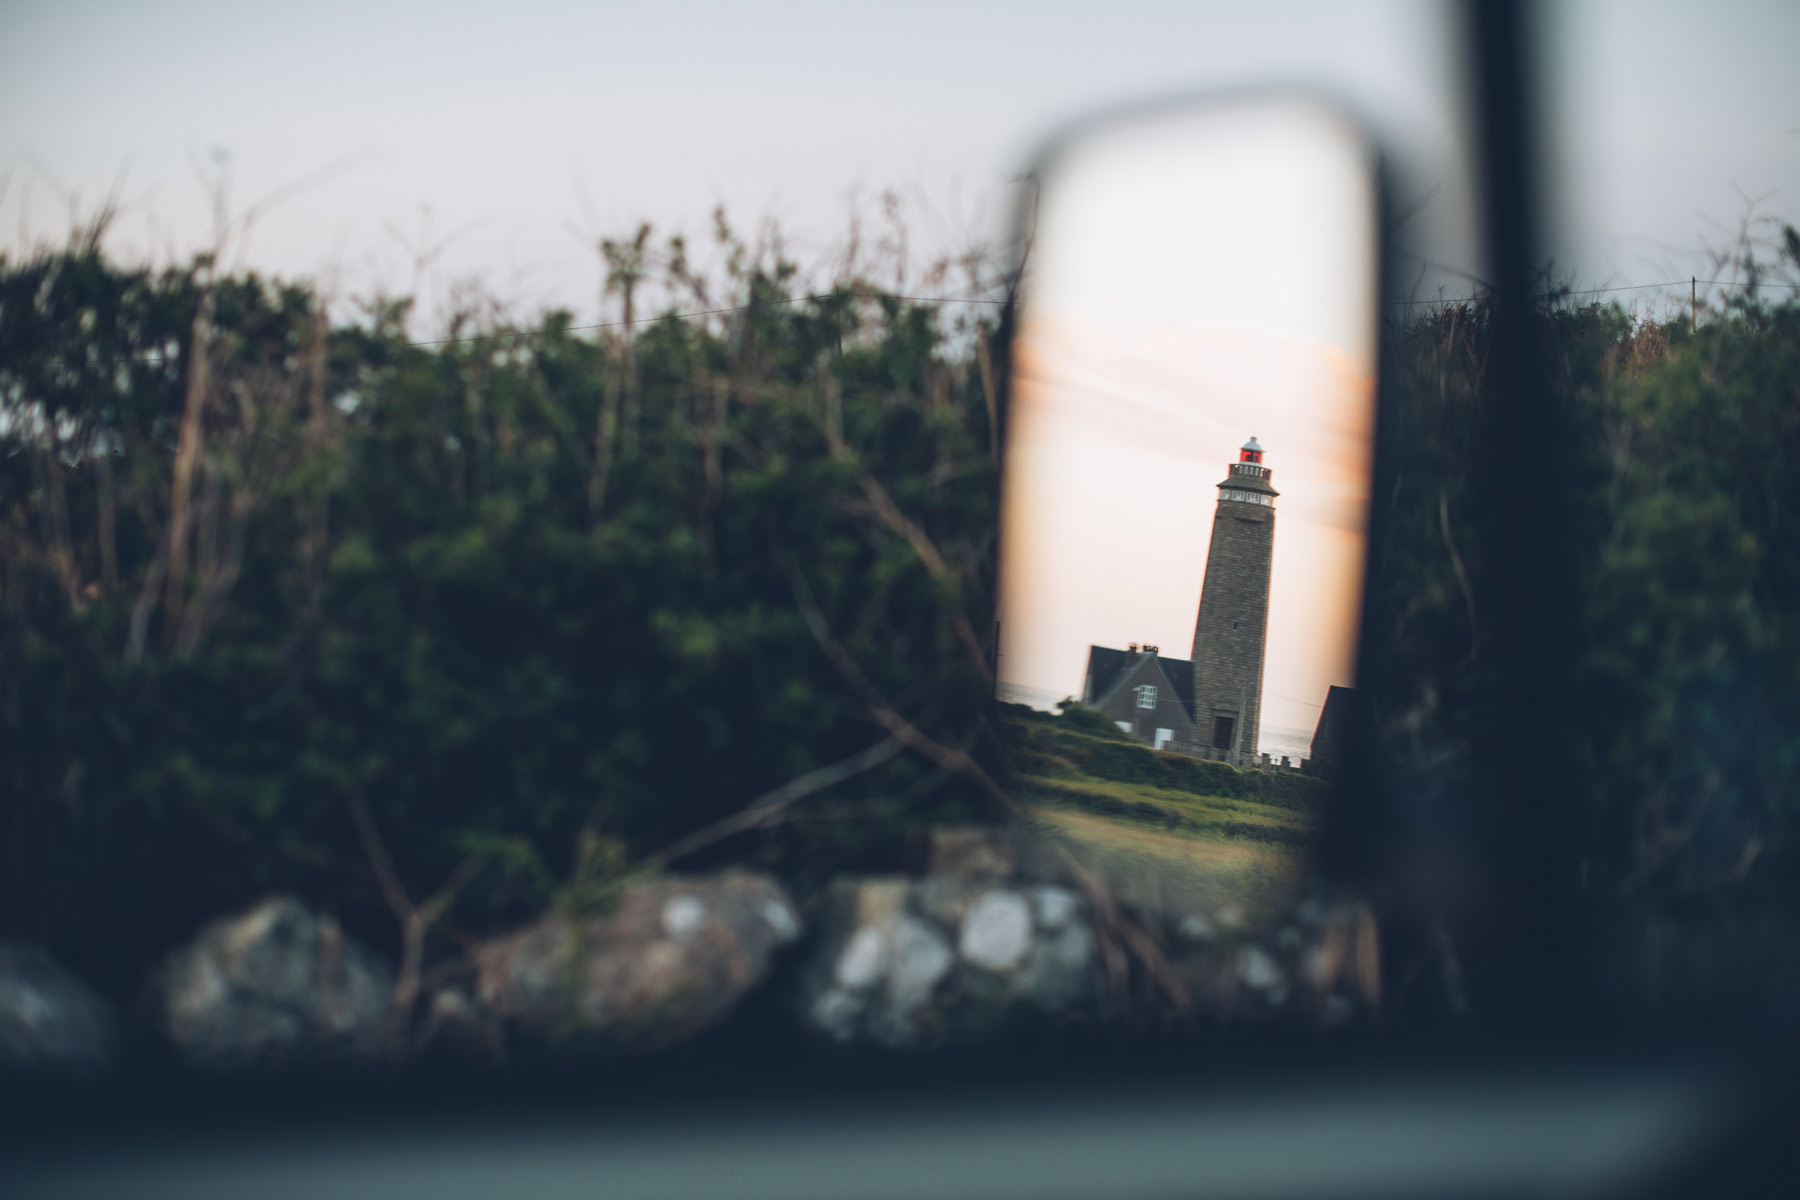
left=1309, top=685, right=1361, bottom=776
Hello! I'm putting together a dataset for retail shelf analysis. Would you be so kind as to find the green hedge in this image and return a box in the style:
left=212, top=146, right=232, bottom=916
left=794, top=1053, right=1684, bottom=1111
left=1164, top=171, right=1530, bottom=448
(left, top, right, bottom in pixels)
left=1018, top=781, right=1315, bottom=850
left=1003, top=712, right=1327, bottom=810
left=0, top=237, right=1002, bottom=992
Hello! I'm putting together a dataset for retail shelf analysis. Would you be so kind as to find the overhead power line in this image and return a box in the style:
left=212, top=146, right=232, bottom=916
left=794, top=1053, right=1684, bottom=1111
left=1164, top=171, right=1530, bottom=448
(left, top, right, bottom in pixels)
left=405, top=290, right=1008, bottom=348
left=413, top=276, right=1799, bottom=345
left=21, top=273, right=1799, bottom=365
left=408, top=274, right=1797, bottom=348
left=24, top=288, right=1009, bottom=369
left=1385, top=277, right=1800, bottom=308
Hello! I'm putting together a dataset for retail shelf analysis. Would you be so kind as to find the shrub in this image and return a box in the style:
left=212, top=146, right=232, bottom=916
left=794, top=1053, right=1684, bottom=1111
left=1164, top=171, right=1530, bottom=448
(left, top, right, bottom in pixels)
left=1051, top=702, right=1133, bottom=741
left=0, top=228, right=1006, bottom=991
left=1002, top=710, right=1328, bottom=810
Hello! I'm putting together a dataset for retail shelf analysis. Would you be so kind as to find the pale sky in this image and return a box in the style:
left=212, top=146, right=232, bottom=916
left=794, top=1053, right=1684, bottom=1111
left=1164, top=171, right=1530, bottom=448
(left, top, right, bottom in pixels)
left=5, top=2, right=1794, bottom=329
left=995, top=100, right=1377, bottom=748
left=1540, top=1, right=1800, bottom=312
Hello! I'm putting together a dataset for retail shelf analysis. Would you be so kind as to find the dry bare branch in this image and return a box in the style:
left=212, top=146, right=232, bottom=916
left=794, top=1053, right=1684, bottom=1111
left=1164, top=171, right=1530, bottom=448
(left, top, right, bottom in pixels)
left=783, top=558, right=1187, bottom=1011
left=163, top=296, right=211, bottom=629
left=1439, top=492, right=1478, bottom=662
left=346, top=791, right=484, bottom=1049
left=646, top=734, right=906, bottom=869
left=829, top=447, right=992, bottom=683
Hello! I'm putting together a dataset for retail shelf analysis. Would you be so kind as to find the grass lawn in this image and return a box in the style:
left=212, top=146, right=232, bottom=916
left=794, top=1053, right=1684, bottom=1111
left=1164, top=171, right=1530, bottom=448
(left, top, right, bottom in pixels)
left=1028, top=807, right=1305, bottom=925
left=1002, top=706, right=1318, bottom=928
left=1017, top=773, right=1317, bottom=842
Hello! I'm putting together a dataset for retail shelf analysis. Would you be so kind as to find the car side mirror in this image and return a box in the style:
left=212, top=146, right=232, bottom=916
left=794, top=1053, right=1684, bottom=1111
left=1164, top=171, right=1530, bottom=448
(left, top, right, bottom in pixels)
left=994, top=93, right=1385, bottom=936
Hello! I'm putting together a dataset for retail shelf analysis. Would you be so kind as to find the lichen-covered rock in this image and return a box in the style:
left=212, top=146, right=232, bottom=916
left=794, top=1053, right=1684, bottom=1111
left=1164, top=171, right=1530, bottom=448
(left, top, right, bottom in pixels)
left=1162, top=895, right=1381, bottom=1025
left=413, top=984, right=496, bottom=1060
left=959, top=890, right=1033, bottom=971
left=1176, top=912, right=1218, bottom=943
left=1239, top=945, right=1288, bottom=1004
left=923, top=826, right=1019, bottom=881
left=150, top=897, right=395, bottom=1071
left=796, top=877, right=1098, bottom=1048
left=472, top=870, right=800, bottom=1053
left=0, top=945, right=117, bottom=1076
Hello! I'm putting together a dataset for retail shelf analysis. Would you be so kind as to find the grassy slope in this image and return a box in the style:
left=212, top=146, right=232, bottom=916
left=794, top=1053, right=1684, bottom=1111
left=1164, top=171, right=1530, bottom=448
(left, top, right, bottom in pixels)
left=1002, top=706, right=1318, bottom=925
left=1030, top=809, right=1300, bottom=923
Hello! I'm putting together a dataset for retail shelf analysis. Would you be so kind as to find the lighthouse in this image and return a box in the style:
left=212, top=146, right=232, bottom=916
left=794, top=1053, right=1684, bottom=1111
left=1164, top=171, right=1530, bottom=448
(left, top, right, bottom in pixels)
left=1188, top=437, right=1278, bottom=765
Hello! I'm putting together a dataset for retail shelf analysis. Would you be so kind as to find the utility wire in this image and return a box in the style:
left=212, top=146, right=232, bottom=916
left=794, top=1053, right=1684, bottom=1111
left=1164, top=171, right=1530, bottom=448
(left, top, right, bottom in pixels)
left=412, top=276, right=1799, bottom=344
left=24, top=288, right=1008, bottom=367
left=21, top=274, right=1799, bottom=366
left=1385, top=277, right=1800, bottom=307
left=405, top=290, right=1008, bottom=348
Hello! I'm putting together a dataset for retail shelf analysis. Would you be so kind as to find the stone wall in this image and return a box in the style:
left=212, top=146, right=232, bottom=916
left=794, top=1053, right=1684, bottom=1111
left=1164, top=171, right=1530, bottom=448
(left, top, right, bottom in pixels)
left=0, top=837, right=1381, bottom=1076
left=1160, top=739, right=1303, bottom=773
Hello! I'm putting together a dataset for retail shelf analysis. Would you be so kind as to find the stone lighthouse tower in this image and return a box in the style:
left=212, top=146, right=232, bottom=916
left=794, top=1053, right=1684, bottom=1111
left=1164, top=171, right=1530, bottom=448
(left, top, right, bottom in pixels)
left=1189, top=437, right=1278, bottom=765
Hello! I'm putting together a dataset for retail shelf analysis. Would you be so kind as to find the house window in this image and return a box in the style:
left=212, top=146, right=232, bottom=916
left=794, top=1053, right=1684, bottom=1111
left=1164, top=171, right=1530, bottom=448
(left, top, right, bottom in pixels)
left=1135, top=685, right=1157, bottom=709
left=1211, top=715, right=1236, bottom=750
left=1154, top=728, right=1174, bottom=750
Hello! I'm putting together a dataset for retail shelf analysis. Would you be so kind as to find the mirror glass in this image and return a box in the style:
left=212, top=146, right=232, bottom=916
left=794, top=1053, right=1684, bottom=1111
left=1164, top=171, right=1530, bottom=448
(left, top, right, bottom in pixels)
left=997, top=97, right=1379, bottom=936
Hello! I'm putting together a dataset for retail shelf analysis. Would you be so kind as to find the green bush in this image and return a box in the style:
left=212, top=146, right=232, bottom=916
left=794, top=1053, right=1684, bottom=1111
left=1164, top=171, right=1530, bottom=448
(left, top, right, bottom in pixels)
left=1364, top=239, right=1800, bottom=1013
left=1015, top=780, right=1314, bottom=850
left=0, top=230, right=1004, bottom=991
left=1002, top=710, right=1328, bottom=810
left=7, top=209, right=1800, bottom=1021
left=1050, top=702, right=1134, bottom=741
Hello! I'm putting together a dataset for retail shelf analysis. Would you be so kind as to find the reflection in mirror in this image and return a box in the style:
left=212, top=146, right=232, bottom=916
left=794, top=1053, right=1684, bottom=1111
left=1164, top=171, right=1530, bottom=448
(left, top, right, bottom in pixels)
left=997, top=98, right=1378, bottom=951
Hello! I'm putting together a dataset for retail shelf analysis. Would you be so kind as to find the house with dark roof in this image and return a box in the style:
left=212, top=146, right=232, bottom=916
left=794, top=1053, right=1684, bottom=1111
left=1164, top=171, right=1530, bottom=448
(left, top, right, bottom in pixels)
left=1079, top=644, right=1198, bottom=750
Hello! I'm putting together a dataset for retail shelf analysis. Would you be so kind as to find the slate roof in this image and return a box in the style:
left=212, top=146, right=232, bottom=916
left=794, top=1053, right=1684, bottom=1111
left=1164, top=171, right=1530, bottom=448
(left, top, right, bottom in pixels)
left=1083, top=645, right=1197, bottom=724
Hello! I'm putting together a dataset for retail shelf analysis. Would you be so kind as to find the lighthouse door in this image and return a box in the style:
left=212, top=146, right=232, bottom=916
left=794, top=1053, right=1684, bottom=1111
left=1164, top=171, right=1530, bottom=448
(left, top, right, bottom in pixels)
left=1210, top=715, right=1237, bottom=751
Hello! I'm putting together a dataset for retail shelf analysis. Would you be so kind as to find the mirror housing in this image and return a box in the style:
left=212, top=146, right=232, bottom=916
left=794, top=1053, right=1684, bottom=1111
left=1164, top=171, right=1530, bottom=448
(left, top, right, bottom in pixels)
left=992, top=90, right=1394, bottom=945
